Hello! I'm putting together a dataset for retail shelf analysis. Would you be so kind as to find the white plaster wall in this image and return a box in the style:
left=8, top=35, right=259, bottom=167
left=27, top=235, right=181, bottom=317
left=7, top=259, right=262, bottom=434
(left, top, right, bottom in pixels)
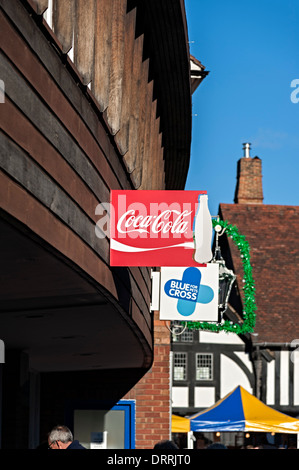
left=293, top=350, right=299, bottom=406
left=199, top=331, right=244, bottom=345
left=280, top=351, right=289, bottom=406
left=172, top=387, right=189, bottom=408
left=194, top=387, right=215, bottom=408
left=266, top=360, right=275, bottom=405
left=220, top=354, right=252, bottom=398
left=234, top=351, right=253, bottom=373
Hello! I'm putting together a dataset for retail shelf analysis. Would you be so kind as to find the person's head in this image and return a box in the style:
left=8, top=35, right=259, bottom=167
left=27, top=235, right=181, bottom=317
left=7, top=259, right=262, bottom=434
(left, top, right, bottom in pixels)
left=48, top=425, right=73, bottom=449
left=153, top=440, right=178, bottom=449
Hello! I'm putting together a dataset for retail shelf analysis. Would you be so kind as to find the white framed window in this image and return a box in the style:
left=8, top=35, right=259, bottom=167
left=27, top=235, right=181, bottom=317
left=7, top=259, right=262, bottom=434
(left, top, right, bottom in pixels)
left=173, top=352, right=187, bottom=381
left=196, top=353, right=213, bottom=380
left=172, top=330, right=194, bottom=343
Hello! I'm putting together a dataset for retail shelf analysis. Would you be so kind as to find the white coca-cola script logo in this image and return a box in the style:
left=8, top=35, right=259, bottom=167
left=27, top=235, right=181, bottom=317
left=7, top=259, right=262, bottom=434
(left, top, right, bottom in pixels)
left=116, top=209, right=192, bottom=235
left=95, top=196, right=196, bottom=240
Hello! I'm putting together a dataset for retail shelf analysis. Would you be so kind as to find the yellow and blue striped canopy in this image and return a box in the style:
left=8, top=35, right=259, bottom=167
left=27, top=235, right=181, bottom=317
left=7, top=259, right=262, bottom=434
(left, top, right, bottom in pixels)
left=172, top=385, right=299, bottom=434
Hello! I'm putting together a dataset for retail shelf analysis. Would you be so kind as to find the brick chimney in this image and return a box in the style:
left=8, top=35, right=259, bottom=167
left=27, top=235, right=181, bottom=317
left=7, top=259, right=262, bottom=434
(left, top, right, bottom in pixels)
left=234, top=143, right=263, bottom=204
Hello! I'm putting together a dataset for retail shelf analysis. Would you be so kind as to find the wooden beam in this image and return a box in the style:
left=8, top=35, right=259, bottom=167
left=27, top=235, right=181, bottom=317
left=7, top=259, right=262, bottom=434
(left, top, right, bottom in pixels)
left=130, top=57, right=150, bottom=189
left=52, top=0, right=74, bottom=54
left=31, top=0, right=48, bottom=15
left=140, top=98, right=157, bottom=190
left=123, top=34, right=143, bottom=174
left=74, top=0, right=96, bottom=85
left=106, top=0, right=126, bottom=135
left=137, top=79, right=153, bottom=190
left=92, top=0, right=113, bottom=112
left=114, top=7, right=136, bottom=155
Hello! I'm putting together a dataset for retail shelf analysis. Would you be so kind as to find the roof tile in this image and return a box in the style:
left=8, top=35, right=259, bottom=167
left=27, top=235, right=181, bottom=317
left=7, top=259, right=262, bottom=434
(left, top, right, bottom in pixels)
left=219, top=204, right=299, bottom=343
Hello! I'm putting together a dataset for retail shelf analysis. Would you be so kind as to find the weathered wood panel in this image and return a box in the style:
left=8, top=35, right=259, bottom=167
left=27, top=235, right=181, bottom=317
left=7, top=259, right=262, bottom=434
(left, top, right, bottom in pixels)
left=156, top=133, right=163, bottom=190
left=31, top=0, right=48, bottom=14
left=131, top=73, right=153, bottom=188
left=153, top=120, right=162, bottom=189
left=74, top=0, right=95, bottom=85
left=0, top=131, right=109, bottom=262
left=7, top=0, right=167, bottom=191
left=15, top=0, right=191, bottom=191
left=114, top=7, right=136, bottom=155
left=138, top=80, right=154, bottom=190
left=0, top=52, right=110, bottom=202
left=132, top=57, right=150, bottom=188
left=92, top=0, right=113, bottom=111
left=0, top=4, right=152, bottom=309
left=106, top=0, right=127, bottom=135
left=53, top=0, right=74, bottom=53
left=0, top=1, right=130, bottom=190
left=1, top=97, right=99, bottom=226
left=123, top=33, right=143, bottom=174
left=139, top=97, right=157, bottom=190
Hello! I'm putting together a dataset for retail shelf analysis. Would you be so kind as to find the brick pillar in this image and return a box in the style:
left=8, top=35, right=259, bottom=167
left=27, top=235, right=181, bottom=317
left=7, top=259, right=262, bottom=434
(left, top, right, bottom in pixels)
left=124, top=311, right=171, bottom=449
left=234, top=144, right=263, bottom=204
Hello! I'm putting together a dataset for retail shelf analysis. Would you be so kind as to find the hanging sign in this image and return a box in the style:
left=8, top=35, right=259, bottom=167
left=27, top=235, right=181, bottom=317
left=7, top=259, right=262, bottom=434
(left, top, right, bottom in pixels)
left=108, top=190, right=213, bottom=267
left=159, top=265, right=219, bottom=321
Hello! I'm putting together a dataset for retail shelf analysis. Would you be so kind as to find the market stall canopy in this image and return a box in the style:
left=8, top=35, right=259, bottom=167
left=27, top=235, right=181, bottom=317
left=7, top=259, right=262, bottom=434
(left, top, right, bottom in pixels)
left=172, top=414, right=191, bottom=433
left=188, top=385, right=299, bottom=433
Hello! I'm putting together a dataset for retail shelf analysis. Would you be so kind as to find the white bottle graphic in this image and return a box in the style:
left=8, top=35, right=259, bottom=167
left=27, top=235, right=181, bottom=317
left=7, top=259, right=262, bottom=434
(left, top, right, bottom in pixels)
left=193, top=194, right=213, bottom=263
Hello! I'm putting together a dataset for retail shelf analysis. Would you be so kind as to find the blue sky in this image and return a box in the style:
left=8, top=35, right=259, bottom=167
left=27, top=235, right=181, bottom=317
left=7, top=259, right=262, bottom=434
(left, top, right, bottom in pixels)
left=184, top=0, right=299, bottom=217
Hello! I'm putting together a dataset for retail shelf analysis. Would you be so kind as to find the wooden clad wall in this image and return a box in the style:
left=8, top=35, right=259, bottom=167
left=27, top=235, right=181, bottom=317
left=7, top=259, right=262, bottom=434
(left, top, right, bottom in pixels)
left=36, top=0, right=164, bottom=190
left=1, top=0, right=190, bottom=372
left=0, top=0, right=191, bottom=447
left=0, top=0, right=153, bottom=355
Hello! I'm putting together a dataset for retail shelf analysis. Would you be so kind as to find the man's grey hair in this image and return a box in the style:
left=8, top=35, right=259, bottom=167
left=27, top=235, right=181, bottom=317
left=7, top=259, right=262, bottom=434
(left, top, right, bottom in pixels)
left=49, top=425, right=73, bottom=443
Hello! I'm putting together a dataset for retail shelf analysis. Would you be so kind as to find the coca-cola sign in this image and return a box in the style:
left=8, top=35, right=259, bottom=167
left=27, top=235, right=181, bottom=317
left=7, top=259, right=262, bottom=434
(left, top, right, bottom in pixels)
left=116, top=207, right=192, bottom=237
left=105, top=190, right=212, bottom=267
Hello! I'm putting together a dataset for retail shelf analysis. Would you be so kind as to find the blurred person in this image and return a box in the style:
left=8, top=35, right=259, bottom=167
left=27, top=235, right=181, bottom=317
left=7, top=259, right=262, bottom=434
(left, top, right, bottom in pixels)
left=206, top=442, right=227, bottom=449
left=48, top=425, right=86, bottom=449
left=153, top=440, right=179, bottom=449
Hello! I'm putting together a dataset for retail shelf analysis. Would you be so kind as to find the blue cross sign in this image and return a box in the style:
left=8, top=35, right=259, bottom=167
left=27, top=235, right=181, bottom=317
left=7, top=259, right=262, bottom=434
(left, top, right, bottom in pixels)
left=164, top=267, right=214, bottom=316
left=159, top=265, right=218, bottom=322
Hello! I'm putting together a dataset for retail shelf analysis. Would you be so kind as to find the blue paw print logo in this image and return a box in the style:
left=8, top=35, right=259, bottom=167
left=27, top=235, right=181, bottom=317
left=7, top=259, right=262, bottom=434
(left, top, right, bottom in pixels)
left=164, top=267, right=214, bottom=317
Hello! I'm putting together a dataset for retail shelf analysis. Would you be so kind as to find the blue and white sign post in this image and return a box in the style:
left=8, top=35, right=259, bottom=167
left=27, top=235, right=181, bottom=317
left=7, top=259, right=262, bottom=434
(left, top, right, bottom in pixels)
left=159, top=264, right=219, bottom=322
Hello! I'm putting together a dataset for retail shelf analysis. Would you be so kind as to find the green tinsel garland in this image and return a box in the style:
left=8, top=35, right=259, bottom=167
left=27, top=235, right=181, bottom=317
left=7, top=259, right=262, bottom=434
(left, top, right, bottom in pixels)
left=185, top=218, right=256, bottom=335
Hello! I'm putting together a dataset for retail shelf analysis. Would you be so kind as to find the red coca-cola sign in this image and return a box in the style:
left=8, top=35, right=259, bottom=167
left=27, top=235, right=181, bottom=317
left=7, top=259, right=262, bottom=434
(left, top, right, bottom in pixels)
left=108, top=190, right=210, bottom=267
